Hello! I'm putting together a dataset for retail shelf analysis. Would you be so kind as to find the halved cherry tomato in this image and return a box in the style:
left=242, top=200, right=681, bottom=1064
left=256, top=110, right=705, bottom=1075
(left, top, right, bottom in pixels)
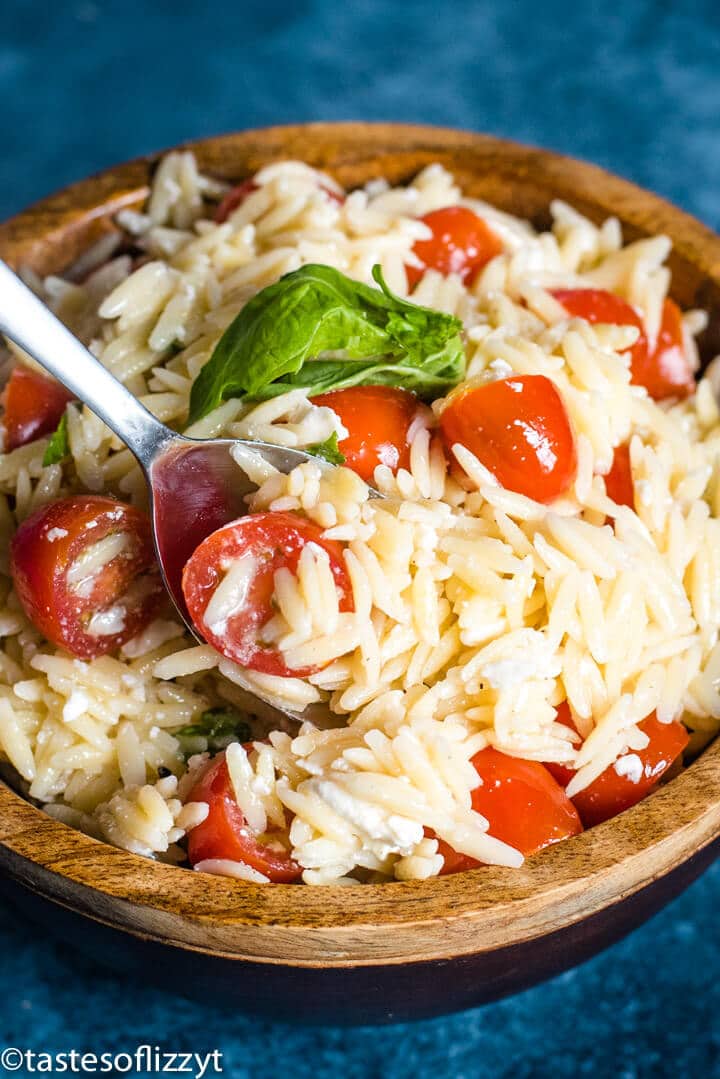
left=215, top=177, right=344, bottom=224
left=439, top=374, right=578, bottom=502
left=309, top=385, right=427, bottom=483
left=406, top=206, right=503, bottom=289
left=10, top=495, right=163, bottom=659
left=186, top=752, right=302, bottom=882
left=552, top=289, right=694, bottom=401
left=436, top=747, right=582, bottom=874
left=182, top=511, right=353, bottom=677
left=604, top=442, right=634, bottom=509
left=545, top=703, right=689, bottom=827
left=2, top=366, right=73, bottom=452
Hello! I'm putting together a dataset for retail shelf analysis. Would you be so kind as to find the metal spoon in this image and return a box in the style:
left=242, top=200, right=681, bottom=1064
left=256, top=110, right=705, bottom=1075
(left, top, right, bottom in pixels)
left=0, top=259, right=338, bottom=727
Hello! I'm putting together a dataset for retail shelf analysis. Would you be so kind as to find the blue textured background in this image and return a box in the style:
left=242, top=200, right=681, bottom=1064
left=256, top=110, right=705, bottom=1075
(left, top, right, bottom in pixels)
left=2, top=1, right=720, bottom=1075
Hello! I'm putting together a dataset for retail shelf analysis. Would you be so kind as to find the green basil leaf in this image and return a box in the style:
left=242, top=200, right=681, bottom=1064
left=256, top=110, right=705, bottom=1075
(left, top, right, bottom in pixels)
left=187, top=264, right=465, bottom=423
left=42, top=413, right=70, bottom=467
left=252, top=356, right=463, bottom=401
left=305, top=431, right=346, bottom=465
left=173, top=707, right=252, bottom=757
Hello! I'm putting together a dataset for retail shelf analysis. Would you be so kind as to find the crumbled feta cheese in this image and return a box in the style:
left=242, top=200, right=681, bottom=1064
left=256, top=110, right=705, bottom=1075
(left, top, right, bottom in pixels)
left=311, top=778, right=423, bottom=860
left=87, top=604, right=126, bottom=637
left=614, top=753, right=644, bottom=784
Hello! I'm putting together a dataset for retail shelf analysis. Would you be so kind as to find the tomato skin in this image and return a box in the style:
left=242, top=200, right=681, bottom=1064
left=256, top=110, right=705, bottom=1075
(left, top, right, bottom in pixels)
left=439, top=374, right=578, bottom=502
left=309, top=386, right=427, bottom=483
left=552, top=289, right=694, bottom=401
left=437, top=747, right=582, bottom=874
left=604, top=442, right=634, bottom=509
left=2, top=366, right=73, bottom=452
left=215, top=178, right=343, bottom=224
left=186, top=752, right=302, bottom=882
left=552, top=287, right=647, bottom=385
left=546, top=704, right=689, bottom=827
left=316, top=183, right=345, bottom=205
left=182, top=511, right=353, bottom=677
left=406, top=206, right=503, bottom=289
left=636, top=297, right=695, bottom=401
left=214, top=180, right=259, bottom=223
left=10, top=496, right=163, bottom=659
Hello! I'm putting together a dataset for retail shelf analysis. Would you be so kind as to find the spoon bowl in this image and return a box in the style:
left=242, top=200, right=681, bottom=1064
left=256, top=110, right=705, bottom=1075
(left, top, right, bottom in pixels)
left=148, top=436, right=317, bottom=623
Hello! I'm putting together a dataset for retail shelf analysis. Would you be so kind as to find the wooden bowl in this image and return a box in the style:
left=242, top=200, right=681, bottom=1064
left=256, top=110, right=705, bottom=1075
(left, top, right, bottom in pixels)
left=1, top=123, right=720, bottom=1026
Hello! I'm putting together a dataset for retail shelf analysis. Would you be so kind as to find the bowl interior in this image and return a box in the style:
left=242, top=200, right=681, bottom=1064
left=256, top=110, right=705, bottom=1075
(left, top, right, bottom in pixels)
left=1, top=123, right=719, bottom=965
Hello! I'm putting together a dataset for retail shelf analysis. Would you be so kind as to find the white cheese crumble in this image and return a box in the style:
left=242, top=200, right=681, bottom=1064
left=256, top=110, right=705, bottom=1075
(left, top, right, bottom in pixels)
left=614, top=753, right=644, bottom=784
left=311, top=778, right=423, bottom=860
left=476, top=630, right=562, bottom=691
left=488, top=358, right=514, bottom=379
left=87, top=604, right=127, bottom=637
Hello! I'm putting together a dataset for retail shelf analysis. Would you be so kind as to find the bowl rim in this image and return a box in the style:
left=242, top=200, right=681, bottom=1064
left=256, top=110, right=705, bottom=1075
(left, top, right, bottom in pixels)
left=1, top=121, right=720, bottom=967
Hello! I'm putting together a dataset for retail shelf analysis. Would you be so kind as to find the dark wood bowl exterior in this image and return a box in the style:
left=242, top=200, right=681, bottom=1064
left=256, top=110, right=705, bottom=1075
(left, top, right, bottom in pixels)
left=1, top=124, right=720, bottom=1025
left=2, top=833, right=719, bottom=1025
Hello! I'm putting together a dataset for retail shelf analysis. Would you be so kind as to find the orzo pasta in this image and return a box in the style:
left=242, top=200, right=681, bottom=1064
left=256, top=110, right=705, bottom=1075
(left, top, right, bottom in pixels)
left=1, top=152, right=718, bottom=885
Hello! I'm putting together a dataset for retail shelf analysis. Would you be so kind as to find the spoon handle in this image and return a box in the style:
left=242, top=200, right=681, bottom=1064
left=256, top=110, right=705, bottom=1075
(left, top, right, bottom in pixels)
left=0, top=260, right=173, bottom=467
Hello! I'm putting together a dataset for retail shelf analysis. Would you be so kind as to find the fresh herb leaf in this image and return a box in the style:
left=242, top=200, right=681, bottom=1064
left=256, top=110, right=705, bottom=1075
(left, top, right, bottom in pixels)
left=42, top=413, right=69, bottom=467
left=306, top=431, right=346, bottom=465
left=172, top=707, right=252, bottom=756
left=187, top=264, right=465, bottom=423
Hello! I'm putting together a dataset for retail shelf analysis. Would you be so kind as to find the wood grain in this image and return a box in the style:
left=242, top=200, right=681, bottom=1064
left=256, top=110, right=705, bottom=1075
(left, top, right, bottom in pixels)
left=1, top=124, right=719, bottom=978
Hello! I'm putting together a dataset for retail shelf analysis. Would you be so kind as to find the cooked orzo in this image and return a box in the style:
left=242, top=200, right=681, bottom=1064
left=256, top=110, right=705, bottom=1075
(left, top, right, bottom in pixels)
left=1, top=152, right=719, bottom=885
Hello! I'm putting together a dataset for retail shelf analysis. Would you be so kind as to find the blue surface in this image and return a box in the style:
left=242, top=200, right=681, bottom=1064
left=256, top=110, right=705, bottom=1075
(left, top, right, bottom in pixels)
left=2, top=0, right=720, bottom=1074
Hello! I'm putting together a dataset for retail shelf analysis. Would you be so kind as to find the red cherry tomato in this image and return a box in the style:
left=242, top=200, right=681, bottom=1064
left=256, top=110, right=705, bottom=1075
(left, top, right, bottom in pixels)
left=552, top=289, right=694, bottom=401
left=545, top=703, right=689, bottom=827
left=636, top=297, right=694, bottom=401
left=309, top=386, right=427, bottom=483
left=2, top=366, right=73, bottom=452
left=406, top=206, right=503, bottom=289
left=439, top=374, right=578, bottom=502
left=215, top=178, right=344, bottom=224
left=186, top=752, right=302, bottom=882
left=182, top=511, right=353, bottom=677
left=316, top=183, right=344, bottom=205
left=544, top=704, right=587, bottom=792
left=214, top=179, right=258, bottom=223
left=436, top=747, right=582, bottom=874
left=10, top=496, right=163, bottom=659
left=604, top=442, right=634, bottom=509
